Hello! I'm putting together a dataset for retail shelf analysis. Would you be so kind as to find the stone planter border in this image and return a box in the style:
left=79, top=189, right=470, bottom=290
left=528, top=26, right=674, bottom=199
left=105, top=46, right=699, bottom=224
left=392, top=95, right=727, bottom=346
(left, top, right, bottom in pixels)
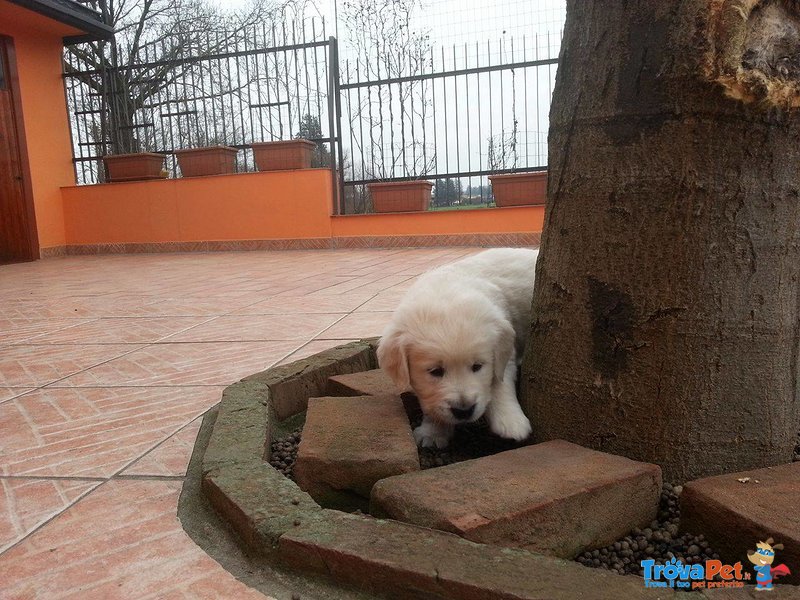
left=199, top=338, right=750, bottom=599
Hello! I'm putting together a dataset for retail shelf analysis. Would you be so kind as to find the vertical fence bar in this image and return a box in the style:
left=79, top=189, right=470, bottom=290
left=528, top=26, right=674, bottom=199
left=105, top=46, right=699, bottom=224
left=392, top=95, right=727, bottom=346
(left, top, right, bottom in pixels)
left=523, top=35, right=529, bottom=167
left=356, top=60, right=366, bottom=186
left=511, top=36, right=517, bottom=168
left=441, top=45, right=448, bottom=183
left=333, top=37, right=346, bottom=214
left=327, top=36, right=343, bottom=215
left=376, top=53, right=385, bottom=179
left=453, top=44, right=460, bottom=197
left=326, top=36, right=338, bottom=213
left=367, top=60, right=376, bottom=181
left=398, top=57, right=406, bottom=178
left=430, top=45, right=437, bottom=178
left=292, top=20, right=302, bottom=137
left=346, top=63, right=356, bottom=186
left=311, top=20, right=323, bottom=139
left=464, top=42, right=470, bottom=179
left=281, top=23, right=292, bottom=137
left=476, top=40, right=482, bottom=203
left=301, top=20, right=311, bottom=133
left=487, top=38, right=492, bottom=181
left=499, top=37, right=505, bottom=169
left=420, top=46, right=427, bottom=179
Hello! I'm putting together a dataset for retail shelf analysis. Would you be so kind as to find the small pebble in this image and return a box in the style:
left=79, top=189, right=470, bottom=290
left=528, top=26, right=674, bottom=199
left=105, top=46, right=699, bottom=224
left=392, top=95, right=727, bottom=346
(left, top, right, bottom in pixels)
left=269, top=428, right=302, bottom=480
left=573, top=480, right=721, bottom=577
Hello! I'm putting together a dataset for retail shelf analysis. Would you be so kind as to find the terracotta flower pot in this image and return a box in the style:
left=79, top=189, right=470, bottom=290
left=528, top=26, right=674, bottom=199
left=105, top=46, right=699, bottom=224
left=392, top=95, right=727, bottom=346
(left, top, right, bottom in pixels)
left=103, top=153, right=167, bottom=182
left=250, top=139, right=316, bottom=171
left=175, top=146, right=238, bottom=177
left=489, top=171, right=548, bottom=207
left=367, top=181, right=433, bottom=213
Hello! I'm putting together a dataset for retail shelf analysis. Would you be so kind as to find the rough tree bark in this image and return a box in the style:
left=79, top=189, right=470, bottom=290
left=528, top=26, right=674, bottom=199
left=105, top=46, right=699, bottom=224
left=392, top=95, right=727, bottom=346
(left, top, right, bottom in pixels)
left=521, top=0, right=800, bottom=483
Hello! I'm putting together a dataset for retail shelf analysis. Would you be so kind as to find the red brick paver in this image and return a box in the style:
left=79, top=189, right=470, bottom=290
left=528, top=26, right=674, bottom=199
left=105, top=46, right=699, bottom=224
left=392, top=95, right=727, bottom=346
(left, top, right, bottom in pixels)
left=371, top=440, right=662, bottom=558
left=294, top=395, right=419, bottom=511
left=326, top=368, right=399, bottom=397
left=681, top=462, right=800, bottom=585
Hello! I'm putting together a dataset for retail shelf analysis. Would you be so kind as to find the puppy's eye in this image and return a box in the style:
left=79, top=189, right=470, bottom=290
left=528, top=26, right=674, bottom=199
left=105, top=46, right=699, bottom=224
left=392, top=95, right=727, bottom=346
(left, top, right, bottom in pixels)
left=429, top=367, right=445, bottom=378
left=471, top=363, right=483, bottom=372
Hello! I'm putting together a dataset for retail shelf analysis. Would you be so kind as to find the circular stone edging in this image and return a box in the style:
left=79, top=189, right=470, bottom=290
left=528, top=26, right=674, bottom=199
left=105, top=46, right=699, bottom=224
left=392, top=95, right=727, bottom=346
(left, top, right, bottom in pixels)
left=199, top=339, right=728, bottom=599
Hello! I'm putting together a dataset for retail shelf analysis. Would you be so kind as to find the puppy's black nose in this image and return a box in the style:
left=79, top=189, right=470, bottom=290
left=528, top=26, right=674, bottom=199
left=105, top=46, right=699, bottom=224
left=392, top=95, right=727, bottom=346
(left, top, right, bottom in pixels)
left=450, top=404, right=475, bottom=420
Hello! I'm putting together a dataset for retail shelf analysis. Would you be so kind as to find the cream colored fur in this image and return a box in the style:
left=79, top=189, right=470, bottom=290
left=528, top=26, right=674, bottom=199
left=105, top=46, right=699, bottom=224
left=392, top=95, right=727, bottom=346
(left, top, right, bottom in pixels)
left=378, top=248, right=537, bottom=448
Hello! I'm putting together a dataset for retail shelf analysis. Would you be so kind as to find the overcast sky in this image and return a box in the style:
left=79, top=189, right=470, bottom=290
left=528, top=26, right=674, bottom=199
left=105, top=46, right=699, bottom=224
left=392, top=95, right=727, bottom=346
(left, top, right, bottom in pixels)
left=210, top=0, right=566, bottom=54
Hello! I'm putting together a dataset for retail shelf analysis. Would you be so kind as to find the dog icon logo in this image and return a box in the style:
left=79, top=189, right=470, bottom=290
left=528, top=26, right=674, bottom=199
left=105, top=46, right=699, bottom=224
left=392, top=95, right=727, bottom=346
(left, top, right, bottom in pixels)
left=747, top=538, right=791, bottom=591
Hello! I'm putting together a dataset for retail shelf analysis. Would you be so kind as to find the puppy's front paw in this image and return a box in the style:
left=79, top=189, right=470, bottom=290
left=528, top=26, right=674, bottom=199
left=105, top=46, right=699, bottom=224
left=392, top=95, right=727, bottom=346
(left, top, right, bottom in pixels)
left=487, top=404, right=532, bottom=442
left=413, top=419, right=452, bottom=448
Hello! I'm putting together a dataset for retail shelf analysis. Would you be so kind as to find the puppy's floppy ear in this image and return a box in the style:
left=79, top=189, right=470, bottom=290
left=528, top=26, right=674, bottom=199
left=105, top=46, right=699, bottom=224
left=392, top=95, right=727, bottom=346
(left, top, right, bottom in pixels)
left=377, top=325, right=411, bottom=390
left=492, top=318, right=516, bottom=383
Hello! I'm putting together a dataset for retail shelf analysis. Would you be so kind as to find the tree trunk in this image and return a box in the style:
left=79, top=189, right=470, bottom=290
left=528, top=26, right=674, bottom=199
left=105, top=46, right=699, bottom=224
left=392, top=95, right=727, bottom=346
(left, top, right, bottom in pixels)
left=521, top=0, right=800, bottom=483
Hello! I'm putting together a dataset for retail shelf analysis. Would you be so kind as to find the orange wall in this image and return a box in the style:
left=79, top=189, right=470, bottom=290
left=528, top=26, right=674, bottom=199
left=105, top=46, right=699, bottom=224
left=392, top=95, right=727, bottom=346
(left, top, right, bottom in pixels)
left=0, top=2, right=544, bottom=256
left=61, top=169, right=543, bottom=246
left=0, top=1, right=82, bottom=252
left=62, top=170, right=335, bottom=244
left=331, top=205, right=545, bottom=237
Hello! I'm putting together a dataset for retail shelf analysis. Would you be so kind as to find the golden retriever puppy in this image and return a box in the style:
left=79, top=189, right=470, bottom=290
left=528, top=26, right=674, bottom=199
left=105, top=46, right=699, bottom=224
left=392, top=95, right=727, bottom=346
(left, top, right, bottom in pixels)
left=378, top=248, right=537, bottom=448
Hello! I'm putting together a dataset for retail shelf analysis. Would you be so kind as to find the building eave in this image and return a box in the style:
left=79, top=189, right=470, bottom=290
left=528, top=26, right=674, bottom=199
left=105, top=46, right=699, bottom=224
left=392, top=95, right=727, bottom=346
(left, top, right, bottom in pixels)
left=7, top=0, right=114, bottom=42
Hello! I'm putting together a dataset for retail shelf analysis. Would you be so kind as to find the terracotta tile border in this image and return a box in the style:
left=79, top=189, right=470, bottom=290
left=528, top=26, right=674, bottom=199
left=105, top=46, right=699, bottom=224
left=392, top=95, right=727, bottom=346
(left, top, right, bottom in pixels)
left=198, top=339, right=696, bottom=599
left=43, top=233, right=541, bottom=257
left=39, top=246, right=67, bottom=258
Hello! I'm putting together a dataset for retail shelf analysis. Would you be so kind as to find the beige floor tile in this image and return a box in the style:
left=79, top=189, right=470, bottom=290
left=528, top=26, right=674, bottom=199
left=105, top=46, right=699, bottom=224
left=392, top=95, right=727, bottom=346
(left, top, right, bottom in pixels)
left=0, top=478, right=100, bottom=553
left=0, top=387, right=222, bottom=477
left=0, top=248, right=486, bottom=596
left=318, top=311, right=393, bottom=339
left=0, top=388, right=33, bottom=404
left=133, top=296, right=264, bottom=316
left=28, top=317, right=211, bottom=345
left=52, top=341, right=300, bottom=387
left=162, top=314, right=346, bottom=342
left=121, top=418, right=203, bottom=476
left=0, top=345, right=141, bottom=388
left=232, top=293, right=374, bottom=315
left=354, top=291, right=407, bottom=312
left=0, top=318, right=97, bottom=344
left=0, top=480, right=270, bottom=600
left=277, top=339, right=361, bottom=365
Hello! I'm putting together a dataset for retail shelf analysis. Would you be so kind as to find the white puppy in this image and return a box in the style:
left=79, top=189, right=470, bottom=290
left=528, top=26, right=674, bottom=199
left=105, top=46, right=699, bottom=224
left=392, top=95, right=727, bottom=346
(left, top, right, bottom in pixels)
left=378, top=248, right=537, bottom=448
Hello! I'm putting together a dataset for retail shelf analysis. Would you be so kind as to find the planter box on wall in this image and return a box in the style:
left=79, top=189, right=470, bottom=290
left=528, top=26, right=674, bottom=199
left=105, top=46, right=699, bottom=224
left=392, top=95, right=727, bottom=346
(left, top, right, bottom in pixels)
left=250, top=140, right=315, bottom=171
left=368, top=181, right=433, bottom=213
left=489, top=171, right=548, bottom=207
left=104, top=153, right=167, bottom=183
left=175, top=146, right=238, bottom=177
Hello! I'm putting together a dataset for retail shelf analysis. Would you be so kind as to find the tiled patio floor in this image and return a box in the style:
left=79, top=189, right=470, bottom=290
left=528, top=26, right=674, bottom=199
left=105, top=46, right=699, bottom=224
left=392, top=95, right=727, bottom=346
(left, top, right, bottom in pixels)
left=0, top=248, right=479, bottom=599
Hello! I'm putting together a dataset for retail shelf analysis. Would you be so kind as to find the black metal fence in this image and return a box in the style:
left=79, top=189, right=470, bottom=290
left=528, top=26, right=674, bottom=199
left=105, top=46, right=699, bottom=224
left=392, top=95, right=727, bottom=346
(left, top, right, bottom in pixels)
left=339, top=33, right=559, bottom=212
left=63, top=18, right=559, bottom=214
left=64, top=18, right=336, bottom=184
